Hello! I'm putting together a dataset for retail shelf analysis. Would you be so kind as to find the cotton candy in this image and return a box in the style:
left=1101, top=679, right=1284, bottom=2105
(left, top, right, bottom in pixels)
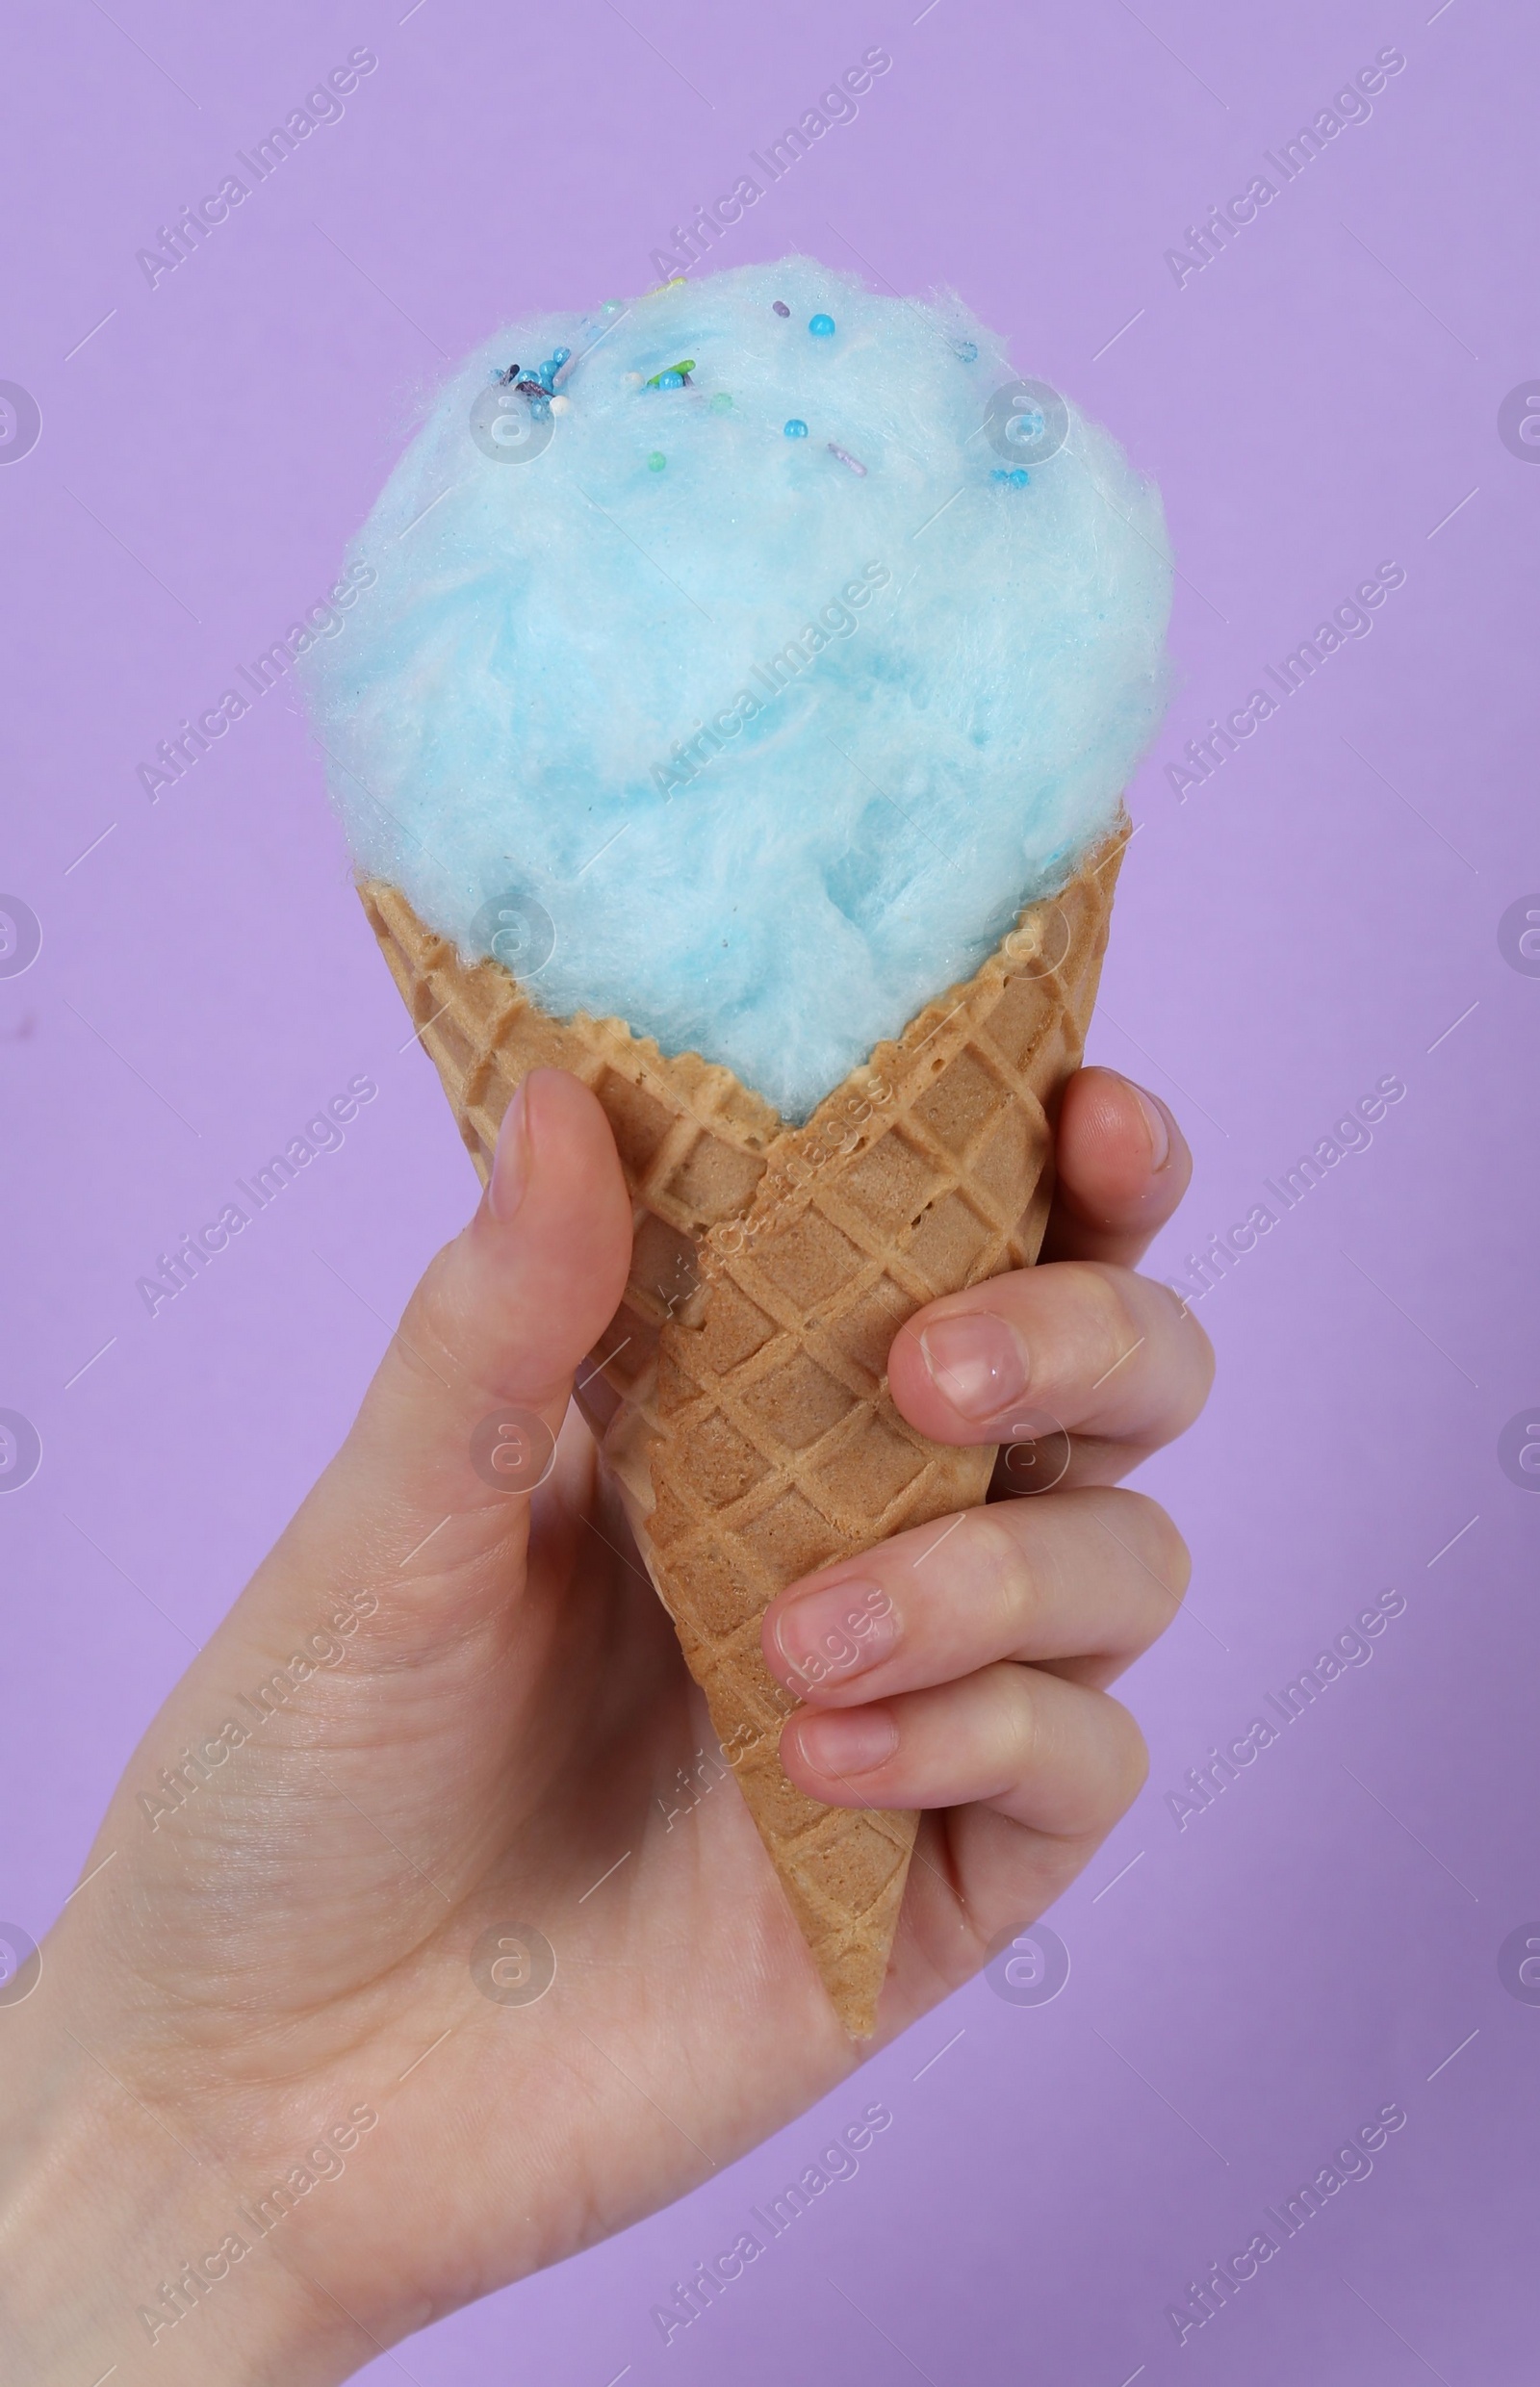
left=305, top=256, right=1171, bottom=1120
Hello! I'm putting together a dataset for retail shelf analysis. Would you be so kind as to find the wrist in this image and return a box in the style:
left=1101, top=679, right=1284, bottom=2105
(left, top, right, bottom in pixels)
left=0, top=1985, right=347, bottom=2387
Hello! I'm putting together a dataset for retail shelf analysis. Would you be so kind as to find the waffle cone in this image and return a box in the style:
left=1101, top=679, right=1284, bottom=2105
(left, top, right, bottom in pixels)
left=359, top=818, right=1128, bottom=2034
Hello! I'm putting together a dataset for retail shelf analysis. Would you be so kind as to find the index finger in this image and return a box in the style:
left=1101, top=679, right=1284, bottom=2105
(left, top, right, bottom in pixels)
left=1040, top=1066, right=1192, bottom=1270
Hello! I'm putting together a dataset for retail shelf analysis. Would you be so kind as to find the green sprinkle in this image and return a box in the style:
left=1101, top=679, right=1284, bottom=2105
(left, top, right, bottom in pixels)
left=648, top=450, right=667, bottom=472
left=645, top=358, right=696, bottom=387
left=710, top=391, right=732, bottom=413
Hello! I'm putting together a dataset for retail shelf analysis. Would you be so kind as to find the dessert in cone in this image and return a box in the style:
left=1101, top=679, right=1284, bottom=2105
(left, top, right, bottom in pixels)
left=360, top=815, right=1127, bottom=2035
left=306, top=255, right=1173, bottom=2032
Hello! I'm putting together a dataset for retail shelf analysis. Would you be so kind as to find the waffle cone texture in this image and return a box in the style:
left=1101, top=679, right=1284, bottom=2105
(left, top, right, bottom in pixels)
left=360, top=820, right=1127, bottom=2035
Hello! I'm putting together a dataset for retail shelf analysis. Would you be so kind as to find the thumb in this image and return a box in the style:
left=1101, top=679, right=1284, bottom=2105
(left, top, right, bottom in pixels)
left=249, top=1065, right=634, bottom=1642
left=76, top=1070, right=633, bottom=2004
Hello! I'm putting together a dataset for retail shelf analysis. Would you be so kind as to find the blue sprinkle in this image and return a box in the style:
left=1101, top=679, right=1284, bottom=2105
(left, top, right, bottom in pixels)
left=1011, top=468, right=1030, bottom=486
left=657, top=369, right=683, bottom=389
left=552, top=346, right=572, bottom=366
left=955, top=339, right=979, bottom=363
left=783, top=418, right=808, bottom=438
left=808, top=313, right=835, bottom=338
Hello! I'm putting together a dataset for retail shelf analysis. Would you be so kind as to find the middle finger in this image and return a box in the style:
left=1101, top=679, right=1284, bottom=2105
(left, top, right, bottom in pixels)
left=888, top=1258, right=1214, bottom=1483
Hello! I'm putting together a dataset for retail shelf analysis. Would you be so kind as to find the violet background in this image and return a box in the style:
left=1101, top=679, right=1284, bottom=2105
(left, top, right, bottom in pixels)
left=3, top=1, right=1537, bottom=2379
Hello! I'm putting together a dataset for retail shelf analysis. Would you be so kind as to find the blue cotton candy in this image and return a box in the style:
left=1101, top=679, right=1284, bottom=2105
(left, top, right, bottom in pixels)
left=305, top=257, right=1172, bottom=1121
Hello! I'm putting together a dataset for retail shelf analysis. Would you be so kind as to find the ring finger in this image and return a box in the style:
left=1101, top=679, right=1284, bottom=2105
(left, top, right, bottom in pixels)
left=761, top=1486, right=1189, bottom=1706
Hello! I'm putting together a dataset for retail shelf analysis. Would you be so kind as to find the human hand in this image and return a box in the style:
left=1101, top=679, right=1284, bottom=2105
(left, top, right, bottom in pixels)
left=764, top=1065, right=1213, bottom=2015
left=0, top=1065, right=1210, bottom=2386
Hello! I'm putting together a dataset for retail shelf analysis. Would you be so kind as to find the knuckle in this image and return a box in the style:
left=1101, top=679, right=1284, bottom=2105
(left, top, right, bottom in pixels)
left=1044, top=1688, right=1147, bottom=1836
left=1190, top=1318, right=1219, bottom=1405
left=992, top=1665, right=1043, bottom=1781
left=1073, top=1695, right=1149, bottom=1830
left=1068, top=1262, right=1146, bottom=1380
left=1116, top=1489, right=1193, bottom=1604
left=1111, top=1704, right=1151, bottom=1809
left=1158, top=1282, right=1218, bottom=1407
left=960, top=1509, right=1042, bottom=1635
left=397, top=1243, right=468, bottom=1388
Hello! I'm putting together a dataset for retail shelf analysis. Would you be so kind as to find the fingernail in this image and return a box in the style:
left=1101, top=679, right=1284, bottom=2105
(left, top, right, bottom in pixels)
left=489, top=1084, right=531, bottom=1223
left=919, top=1313, right=1029, bottom=1421
left=1131, top=1083, right=1171, bottom=1172
left=793, top=1706, right=898, bottom=1779
left=772, top=1579, right=899, bottom=1690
